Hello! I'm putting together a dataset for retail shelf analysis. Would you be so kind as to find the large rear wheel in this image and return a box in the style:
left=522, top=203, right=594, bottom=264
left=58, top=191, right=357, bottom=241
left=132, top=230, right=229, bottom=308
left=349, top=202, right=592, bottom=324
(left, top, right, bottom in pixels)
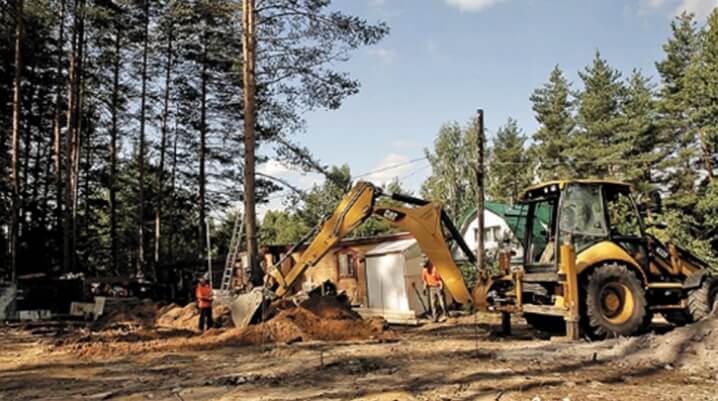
left=585, top=263, right=648, bottom=338
left=687, top=278, right=718, bottom=321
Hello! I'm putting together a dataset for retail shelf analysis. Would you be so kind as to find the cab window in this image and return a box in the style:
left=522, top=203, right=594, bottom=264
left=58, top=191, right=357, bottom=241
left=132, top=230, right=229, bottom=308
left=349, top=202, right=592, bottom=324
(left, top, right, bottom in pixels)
left=559, top=184, right=607, bottom=251
left=527, top=198, right=557, bottom=265
left=605, top=188, right=642, bottom=238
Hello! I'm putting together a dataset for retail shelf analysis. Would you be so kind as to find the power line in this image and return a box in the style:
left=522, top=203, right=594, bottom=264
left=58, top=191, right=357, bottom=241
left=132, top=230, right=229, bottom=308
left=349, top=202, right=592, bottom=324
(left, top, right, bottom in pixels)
left=399, top=163, right=431, bottom=180
left=353, top=156, right=427, bottom=179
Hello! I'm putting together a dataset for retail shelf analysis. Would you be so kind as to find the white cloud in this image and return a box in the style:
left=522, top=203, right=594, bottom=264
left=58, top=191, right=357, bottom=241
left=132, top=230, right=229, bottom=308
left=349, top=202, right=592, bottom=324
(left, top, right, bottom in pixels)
left=362, top=153, right=415, bottom=185
left=367, top=47, right=397, bottom=64
left=640, top=0, right=716, bottom=18
left=443, top=0, right=506, bottom=12
left=675, top=0, right=717, bottom=18
left=258, top=159, right=292, bottom=176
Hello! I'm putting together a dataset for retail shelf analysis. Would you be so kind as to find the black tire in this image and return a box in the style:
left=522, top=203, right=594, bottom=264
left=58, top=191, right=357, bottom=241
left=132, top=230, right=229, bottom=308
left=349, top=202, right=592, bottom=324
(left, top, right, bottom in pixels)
left=687, top=279, right=718, bottom=321
left=585, top=263, right=648, bottom=339
left=662, top=310, right=693, bottom=327
left=524, top=313, right=565, bottom=334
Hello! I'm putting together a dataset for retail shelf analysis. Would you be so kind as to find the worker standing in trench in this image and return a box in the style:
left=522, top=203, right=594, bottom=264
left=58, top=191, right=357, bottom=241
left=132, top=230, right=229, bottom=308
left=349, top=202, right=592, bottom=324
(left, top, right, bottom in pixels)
left=196, top=275, right=214, bottom=331
left=421, top=259, right=447, bottom=322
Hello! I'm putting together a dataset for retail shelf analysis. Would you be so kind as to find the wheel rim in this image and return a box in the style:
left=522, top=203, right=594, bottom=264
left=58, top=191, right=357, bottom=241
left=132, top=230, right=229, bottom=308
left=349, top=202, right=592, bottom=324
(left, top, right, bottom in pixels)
left=599, top=282, right=634, bottom=325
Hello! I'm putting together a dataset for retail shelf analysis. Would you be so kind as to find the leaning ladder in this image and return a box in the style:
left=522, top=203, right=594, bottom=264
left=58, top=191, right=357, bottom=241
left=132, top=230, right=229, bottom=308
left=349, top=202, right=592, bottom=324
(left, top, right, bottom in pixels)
left=220, top=213, right=244, bottom=291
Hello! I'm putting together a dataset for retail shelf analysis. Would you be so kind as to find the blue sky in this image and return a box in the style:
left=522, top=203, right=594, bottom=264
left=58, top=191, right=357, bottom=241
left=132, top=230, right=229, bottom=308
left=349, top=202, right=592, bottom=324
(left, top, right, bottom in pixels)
left=257, top=0, right=717, bottom=213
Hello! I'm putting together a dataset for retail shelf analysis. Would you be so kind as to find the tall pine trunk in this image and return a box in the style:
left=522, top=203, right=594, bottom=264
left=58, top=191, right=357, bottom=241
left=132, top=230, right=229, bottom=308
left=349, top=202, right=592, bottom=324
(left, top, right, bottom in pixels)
left=64, top=0, right=85, bottom=273
left=109, top=22, right=121, bottom=275
left=199, top=25, right=208, bottom=262
left=137, top=0, right=150, bottom=276
left=155, top=23, right=173, bottom=270
left=242, top=0, right=260, bottom=285
left=168, top=109, right=179, bottom=263
left=52, top=0, right=66, bottom=261
left=10, top=0, right=24, bottom=282
left=699, top=128, right=715, bottom=182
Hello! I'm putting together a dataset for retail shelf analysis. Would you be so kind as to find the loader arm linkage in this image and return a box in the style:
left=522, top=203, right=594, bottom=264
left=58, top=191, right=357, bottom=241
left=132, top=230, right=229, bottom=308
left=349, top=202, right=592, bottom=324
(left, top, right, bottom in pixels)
left=268, top=181, right=477, bottom=306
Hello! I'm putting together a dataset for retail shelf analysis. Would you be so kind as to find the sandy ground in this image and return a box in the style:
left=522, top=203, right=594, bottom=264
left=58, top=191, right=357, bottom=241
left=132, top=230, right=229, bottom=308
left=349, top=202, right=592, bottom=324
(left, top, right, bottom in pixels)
left=1, top=314, right=718, bottom=401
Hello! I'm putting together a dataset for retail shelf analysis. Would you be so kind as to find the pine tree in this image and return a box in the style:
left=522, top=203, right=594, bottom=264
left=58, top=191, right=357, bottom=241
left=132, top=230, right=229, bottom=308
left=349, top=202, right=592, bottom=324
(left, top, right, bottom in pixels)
left=685, top=9, right=718, bottom=182
left=529, top=65, right=575, bottom=180
left=574, top=51, right=626, bottom=178
left=487, top=118, right=532, bottom=204
left=618, top=70, right=661, bottom=191
left=655, top=12, right=701, bottom=209
left=683, top=9, right=718, bottom=260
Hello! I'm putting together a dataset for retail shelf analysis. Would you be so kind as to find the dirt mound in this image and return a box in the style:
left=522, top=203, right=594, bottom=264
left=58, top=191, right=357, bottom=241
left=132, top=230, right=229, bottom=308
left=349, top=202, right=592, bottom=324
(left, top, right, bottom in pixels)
left=59, top=295, right=392, bottom=357
left=91, top=299, right=159, bottom=330
left=619, top=316, right=718, bottom=373
left=214, top=305, right=387, bottom=345
left=90, top=300, right=233, bottom=332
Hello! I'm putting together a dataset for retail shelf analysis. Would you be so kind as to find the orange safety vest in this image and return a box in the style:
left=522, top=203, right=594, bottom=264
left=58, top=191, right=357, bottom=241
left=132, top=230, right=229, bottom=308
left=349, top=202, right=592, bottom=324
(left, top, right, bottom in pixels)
left=422, top=267, right=442, bottom=287
left=196, top=283, right=213, bottom=308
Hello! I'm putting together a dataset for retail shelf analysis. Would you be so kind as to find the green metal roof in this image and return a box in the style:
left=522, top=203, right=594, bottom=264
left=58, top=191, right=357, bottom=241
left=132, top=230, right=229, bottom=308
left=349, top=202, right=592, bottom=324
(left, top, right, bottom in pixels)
left=458, top=201, right=550, bottom=243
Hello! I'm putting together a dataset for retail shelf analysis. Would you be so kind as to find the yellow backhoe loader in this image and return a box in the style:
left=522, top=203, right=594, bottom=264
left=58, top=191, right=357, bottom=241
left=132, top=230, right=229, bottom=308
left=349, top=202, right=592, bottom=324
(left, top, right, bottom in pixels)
left=232, top=179, right=717, bottom=339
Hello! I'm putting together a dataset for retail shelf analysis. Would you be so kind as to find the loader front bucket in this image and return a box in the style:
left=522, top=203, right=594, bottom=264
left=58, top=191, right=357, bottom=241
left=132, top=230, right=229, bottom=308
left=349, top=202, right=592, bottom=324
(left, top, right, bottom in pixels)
left=230, top=288, right=267, bottom=329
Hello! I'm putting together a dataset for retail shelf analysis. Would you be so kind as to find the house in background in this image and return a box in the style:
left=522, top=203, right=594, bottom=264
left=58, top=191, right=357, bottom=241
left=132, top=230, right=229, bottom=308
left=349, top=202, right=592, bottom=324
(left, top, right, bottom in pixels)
left=456, top=202, right=524, bottom=262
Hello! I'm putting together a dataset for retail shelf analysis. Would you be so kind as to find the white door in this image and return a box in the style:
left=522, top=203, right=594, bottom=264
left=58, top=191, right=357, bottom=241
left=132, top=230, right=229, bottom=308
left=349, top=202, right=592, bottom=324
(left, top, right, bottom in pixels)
left=365, top=254, right=409, bottom=311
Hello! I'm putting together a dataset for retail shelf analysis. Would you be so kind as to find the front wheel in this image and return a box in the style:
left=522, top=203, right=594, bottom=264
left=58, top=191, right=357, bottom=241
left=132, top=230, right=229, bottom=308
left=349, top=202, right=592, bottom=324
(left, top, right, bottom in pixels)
left=585, top=263, right=649, bottom=339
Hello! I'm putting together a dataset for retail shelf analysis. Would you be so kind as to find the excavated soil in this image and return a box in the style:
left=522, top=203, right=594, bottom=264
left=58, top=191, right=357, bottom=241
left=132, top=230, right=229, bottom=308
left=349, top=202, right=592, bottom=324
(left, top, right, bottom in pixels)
left=53, top=295, right=392, bottom=357
left=3, top=314, right=718, bottom=400
left=91, top=300, right=233, bottom=332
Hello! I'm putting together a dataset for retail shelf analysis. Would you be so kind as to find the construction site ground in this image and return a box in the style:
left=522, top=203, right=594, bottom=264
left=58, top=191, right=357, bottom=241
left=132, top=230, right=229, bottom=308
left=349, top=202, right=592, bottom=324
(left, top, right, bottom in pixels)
left=2, top=310, right=718, bottom=401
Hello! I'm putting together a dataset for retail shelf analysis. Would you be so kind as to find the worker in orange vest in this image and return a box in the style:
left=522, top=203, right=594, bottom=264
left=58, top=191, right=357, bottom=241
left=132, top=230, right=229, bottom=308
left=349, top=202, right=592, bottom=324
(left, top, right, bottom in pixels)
left=196, top=275, right=213, bottom=331
left=421, top=259, right=447, bottom=322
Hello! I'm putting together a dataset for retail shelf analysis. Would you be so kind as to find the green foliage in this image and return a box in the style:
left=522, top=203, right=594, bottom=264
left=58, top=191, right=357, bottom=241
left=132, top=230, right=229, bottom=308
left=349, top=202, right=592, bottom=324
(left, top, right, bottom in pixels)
left=617, top=70, right=662, bottom=192
left=574, top=51, right=626, bottom=178
left=656, top=12, right=702, bottom=208
left=529, top=65, right=576, bottom=180
left=0, top=0, right=387, bottom=279
left=421, top=120, right=479, bottom=221
left=259, top=210, right=311, bottom=245
left=487, top=117, right=533, bottom=204
left=684, top=9, right=718, bottom=181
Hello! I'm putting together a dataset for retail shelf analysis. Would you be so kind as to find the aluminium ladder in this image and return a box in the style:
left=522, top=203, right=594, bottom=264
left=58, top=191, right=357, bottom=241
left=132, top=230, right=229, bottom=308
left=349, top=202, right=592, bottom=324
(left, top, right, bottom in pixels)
left=220, top=213, right=244, bottom=291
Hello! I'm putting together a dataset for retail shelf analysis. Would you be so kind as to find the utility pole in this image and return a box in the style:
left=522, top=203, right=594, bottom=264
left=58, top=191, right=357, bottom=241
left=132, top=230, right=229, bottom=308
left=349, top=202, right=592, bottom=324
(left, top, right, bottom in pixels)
left=242, top=0, right=262, bottom=286
left=475, top=109, right=485, bottom=277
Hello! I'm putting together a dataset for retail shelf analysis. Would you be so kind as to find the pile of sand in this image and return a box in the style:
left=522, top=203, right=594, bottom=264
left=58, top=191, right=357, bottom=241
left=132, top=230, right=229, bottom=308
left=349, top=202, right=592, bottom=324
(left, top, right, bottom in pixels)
left=209, top=304, right=387, bottom=345
left=59, top=295, right=391, bottom=357
left=155, top=303, right=232, bottom=331
left=91, top=299, right=159, bottom=330
left=91, top=300, right=233, bottom=332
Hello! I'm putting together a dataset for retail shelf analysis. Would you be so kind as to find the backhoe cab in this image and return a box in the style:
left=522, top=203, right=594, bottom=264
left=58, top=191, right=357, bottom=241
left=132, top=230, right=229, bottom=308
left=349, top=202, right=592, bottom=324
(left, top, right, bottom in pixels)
left=490, top=180, right=717, bottom=338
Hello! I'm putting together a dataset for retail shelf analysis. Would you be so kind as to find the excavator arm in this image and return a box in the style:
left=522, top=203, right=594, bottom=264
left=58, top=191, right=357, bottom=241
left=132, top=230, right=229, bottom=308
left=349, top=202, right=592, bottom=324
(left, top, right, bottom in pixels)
left=269, top=181, right=476, bottom=304
left=231, top=181, right=481, bottom=327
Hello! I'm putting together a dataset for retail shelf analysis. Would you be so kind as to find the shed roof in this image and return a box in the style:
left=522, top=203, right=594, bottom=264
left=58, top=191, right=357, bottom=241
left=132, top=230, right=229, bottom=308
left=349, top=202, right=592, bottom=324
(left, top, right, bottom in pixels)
left=365, top=238, right=418, bottom=256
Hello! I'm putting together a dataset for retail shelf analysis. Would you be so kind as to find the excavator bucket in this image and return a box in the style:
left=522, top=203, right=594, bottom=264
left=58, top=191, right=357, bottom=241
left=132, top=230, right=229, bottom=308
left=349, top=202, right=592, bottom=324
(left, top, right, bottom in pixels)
left=230, top=288, right=267, bottom=329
